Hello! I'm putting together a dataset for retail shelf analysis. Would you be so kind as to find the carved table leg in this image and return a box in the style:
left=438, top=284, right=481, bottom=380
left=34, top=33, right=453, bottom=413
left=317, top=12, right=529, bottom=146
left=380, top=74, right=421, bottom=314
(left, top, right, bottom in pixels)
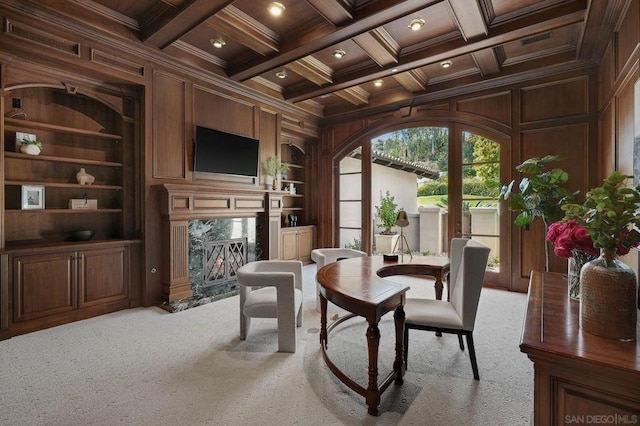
left=365, top=322, right=381, bottom=416
left=434, top=272, right=443, bottom=336
left=393, top=304, right=405, bottom=385
left=320, top=294, right=328, bottom=349
left=434, top=272, right=444, bottom=300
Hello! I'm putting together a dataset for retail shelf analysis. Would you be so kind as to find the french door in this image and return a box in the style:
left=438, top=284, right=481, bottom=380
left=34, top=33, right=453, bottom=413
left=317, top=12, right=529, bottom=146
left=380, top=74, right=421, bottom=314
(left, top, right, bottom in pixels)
left=451, top=125, right=507, bottom=286
left=335, top=123, right=510, bottom=288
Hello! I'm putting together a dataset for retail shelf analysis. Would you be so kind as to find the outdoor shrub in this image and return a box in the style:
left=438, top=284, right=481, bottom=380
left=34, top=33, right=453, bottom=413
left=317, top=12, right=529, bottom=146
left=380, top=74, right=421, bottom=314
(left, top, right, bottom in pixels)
left=463, top=180, right=494, bottom=196
left=418, top=179, right=494, bottom=197
left=418, top=181, right=447, bottom=196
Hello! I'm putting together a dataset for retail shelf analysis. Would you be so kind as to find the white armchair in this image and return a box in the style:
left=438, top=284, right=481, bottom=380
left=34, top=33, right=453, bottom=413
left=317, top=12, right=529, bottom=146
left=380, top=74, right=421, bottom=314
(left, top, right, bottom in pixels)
left=311, top=248, right=367, bottom=311
left=237, top=260, right=304, bottom=353
left=403, top=238, right=490, bottom=379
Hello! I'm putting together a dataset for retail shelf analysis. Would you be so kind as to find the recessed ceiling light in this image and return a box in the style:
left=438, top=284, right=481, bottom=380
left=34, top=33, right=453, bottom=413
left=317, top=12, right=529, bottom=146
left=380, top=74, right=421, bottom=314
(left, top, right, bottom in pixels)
left=408, top=19, right=425, bottom=31
left=210, top=38, right=225, bottom=49
left=333, top=49, right=346, bottom=59
left=268, top=2, right=285, bottom=16
left=440, top=60, right=453, bottom=69
left=373, top=79, right=383, bottom=87
left=391, top=68, right=398, bottom=73
left=276, top=69, right=288, bottom=79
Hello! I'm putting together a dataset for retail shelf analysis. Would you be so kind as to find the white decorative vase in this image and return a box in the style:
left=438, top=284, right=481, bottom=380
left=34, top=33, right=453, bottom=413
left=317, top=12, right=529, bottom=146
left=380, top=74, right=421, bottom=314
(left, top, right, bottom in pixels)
left=20, top=144, right=41, bottom=156
left=265, top=175, right=274, bottom=190
left=76, top=168, right=95, bottom=185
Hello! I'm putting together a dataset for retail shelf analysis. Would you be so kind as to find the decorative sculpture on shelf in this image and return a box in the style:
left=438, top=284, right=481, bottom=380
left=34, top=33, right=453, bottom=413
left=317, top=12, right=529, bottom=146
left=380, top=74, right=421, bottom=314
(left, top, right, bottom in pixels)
left=19, top=137, right=42, bottom=156
left=76, top=168, right=95, bottom=185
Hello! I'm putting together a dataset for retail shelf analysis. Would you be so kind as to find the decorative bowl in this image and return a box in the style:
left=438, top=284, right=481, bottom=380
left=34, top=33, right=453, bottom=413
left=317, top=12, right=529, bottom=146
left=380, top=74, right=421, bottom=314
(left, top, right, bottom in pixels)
left=70, top=229, right=95, bottom=241
left=20, top=144, right=41, bottom=156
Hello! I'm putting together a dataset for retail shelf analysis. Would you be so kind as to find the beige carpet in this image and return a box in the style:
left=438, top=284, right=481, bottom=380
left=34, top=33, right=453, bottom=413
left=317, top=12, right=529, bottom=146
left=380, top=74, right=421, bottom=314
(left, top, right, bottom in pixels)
left=0, top=264, right=533, bottom=425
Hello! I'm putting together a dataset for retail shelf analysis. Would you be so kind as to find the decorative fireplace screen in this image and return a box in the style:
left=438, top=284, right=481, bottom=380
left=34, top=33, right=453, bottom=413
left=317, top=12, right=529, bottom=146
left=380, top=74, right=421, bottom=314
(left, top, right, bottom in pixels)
left=204, top=238, right=247, bottom=287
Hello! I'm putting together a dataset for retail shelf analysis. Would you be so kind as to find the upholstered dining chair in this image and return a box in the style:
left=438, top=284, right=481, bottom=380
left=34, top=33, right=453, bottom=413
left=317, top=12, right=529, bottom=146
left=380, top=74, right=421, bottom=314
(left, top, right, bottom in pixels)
left=311, top=248, right=367, bottom=312
left=237, top=260, right=303, bottom=353
left=403, top=238, right=490, bottom=379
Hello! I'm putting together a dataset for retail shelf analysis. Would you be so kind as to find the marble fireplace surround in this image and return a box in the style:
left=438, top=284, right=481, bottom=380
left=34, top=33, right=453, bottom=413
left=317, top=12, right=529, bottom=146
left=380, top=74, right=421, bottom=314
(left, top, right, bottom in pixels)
left=186, top=217, right=261, bottom=306
left=159, top=184, right=283, bottom=308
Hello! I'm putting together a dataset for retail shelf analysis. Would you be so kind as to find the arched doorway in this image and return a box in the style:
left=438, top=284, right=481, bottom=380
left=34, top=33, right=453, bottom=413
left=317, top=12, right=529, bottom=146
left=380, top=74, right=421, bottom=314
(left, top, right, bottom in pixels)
left=334, top=120, right=509, bottom=288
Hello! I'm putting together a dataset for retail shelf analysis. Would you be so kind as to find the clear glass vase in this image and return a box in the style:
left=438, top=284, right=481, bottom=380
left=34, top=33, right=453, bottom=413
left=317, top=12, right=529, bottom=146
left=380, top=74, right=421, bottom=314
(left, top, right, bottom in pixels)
left=567, top=250, right=595, bottom=300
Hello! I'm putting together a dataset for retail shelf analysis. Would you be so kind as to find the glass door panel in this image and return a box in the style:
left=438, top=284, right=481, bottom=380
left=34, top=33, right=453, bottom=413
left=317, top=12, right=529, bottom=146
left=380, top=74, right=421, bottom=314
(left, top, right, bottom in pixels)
left=339, top=150, right=363, bottom=250
left=371, top=127, right=449, bottom=255
left=460, top=131, right=501, bottom=279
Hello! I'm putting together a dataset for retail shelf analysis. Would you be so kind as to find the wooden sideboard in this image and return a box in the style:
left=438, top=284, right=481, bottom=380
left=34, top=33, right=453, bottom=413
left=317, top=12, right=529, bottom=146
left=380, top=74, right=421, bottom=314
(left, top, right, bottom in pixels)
left=520, top=271, right=640, bottom=425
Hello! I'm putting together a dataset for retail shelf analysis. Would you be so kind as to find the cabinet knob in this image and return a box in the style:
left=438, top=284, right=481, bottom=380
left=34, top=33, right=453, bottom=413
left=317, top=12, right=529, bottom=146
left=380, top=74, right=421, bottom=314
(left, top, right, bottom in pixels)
left=151, top=268, right=157, bottom=274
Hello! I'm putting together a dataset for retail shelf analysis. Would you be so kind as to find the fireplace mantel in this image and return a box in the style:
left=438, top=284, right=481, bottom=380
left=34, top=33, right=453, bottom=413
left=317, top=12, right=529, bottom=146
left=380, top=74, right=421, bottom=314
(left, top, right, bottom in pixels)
left=159, top=183, right=267, bottom=221
left=158, top=184, right=282, bottom=303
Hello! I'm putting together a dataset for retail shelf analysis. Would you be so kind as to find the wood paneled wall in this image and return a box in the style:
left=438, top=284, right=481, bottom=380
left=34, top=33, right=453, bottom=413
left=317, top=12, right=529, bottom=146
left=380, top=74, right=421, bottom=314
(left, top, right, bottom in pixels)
left=152, top=71, right=187, bottom=180
left=314, top=0, right=639, bottom=291
left=597, top=0, right=640, bottom=276
left=0, top=1, right=636, bottom=302
left=0, top=3, right=321, bottom=306
left=318, top=69, right=598, bottom=291
left=144, top=76, right=318, bottom=304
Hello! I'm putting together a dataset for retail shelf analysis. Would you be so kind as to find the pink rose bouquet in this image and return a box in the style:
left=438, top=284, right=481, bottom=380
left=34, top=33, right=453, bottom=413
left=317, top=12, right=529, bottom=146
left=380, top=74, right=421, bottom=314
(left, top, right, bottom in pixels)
left=546, top=220, right=599, bottom=259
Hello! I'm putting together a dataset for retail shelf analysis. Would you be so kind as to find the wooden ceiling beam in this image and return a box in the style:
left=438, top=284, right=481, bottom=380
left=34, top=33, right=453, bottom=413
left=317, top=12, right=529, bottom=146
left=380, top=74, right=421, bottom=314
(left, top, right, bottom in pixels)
left=228, top=0, right=439, bottom=81
left=472, top=48, right=501, bottom=76
left=171, top=40, right=227, bottom=69
left=248, top=76, right=284, bottom=94
left=286, top=56, right=333, bottom=86
left=140, top=0, right=234, bottom=48
left=323, top=50, right=583, bottom=120
left=393, top=69, right=428, bottom=92
left=284, top=0, right=588, bottom=102
left=335, top=86, right=369, bottom=106
left=206, top=6, right=279, bottom=56
left=353, top=28, right=400, bottom=67
left=304, top=0, right=353, bottom=26
left=446, top=0, right=487, bottom=41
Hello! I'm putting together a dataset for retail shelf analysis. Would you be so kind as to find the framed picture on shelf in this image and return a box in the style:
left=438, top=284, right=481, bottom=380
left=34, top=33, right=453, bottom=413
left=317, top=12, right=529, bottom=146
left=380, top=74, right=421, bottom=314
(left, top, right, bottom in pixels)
left=21, top=185, right=45, bottom=210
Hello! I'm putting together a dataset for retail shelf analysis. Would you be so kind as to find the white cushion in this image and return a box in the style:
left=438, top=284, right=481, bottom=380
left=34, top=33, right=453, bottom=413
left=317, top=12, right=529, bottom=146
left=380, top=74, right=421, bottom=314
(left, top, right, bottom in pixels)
left=243, top=287, right=303, bottom=318
left=404, top=298, right=463, bottom=329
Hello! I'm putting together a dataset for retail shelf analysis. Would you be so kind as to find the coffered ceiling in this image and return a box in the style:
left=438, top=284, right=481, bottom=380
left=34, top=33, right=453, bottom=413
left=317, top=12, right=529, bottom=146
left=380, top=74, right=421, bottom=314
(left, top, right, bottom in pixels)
left=59, top=0, right=619, bottom=118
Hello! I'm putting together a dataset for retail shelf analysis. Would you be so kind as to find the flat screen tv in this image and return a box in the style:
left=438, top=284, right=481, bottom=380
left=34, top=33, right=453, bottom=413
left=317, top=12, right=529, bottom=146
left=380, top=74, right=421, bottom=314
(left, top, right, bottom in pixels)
left=194, top=126, right=260, bottom=177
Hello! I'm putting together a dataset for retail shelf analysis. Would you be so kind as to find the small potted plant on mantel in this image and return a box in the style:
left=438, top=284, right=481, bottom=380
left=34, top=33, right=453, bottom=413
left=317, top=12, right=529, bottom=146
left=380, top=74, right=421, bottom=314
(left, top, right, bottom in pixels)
left=262, top=156, right=289, bottom=190
left=374, top=190, right=400, bottom=254
left=19, top=138, right=43, bottom=156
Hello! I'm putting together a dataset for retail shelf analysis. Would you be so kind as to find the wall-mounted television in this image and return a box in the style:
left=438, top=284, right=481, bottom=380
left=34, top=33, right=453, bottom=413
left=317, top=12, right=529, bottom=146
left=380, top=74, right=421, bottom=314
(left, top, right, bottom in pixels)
left=194, top=126, right=260, bottom=178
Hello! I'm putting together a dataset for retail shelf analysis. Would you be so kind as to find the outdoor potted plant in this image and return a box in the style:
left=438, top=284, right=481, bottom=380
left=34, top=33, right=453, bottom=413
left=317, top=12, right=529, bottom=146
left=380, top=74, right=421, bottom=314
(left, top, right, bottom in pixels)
left=498, top=155, right=577, bottom=271
left=262, top=156, right=289, bottom=190
left=19, top=138, right=43, bottom=156
left=374, top=190, right=399, bottom=253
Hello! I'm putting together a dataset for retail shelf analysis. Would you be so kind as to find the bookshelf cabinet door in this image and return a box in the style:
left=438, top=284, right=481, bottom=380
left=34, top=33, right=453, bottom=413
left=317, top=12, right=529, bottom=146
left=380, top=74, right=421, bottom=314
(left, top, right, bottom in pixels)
left=12, top=251, right=76, bottom=323
left=280, top=229, right=299, bottom=261
left=78, top=245, right=129, bottom=308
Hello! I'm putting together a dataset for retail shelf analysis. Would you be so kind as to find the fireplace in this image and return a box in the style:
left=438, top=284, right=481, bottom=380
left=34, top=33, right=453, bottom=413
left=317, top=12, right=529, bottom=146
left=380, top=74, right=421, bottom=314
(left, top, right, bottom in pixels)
left=159, top=184, right=281, bottom=310
left=163, top=217, right=262, bottom=311
left=203, top=238, right=246, bottom=287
